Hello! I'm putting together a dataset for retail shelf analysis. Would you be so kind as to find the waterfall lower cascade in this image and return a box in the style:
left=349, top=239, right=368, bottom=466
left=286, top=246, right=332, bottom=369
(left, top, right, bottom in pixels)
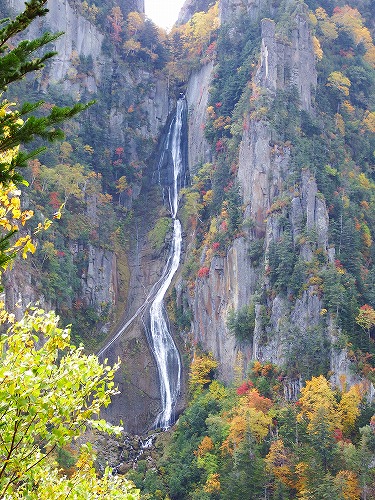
left=147, top=98, right=187, bottom=429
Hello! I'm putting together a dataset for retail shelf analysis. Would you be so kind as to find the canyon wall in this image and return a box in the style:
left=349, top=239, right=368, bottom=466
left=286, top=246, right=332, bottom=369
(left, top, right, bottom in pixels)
left=3, top=0, right=169, bottom=323
left=185, top=1, right=361, bottom=393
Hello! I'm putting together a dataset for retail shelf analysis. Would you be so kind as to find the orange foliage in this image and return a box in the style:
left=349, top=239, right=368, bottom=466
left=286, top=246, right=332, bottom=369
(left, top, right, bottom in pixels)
left=246, top=389, right=273, bottom=414
left=222, top=405, right=272, bottom=454
left=195, top=436, right=214, bottom=458
left=107, top=6, right=124, bottom=44
left=335, top=470, right=361, bottom=500
left=265, top=440, right=294, bottom=488
left=221, top=414, right=246, bottom=454
left=204, top=473, right=221, bottom=494
left=331, top=6, right=375, bottom=67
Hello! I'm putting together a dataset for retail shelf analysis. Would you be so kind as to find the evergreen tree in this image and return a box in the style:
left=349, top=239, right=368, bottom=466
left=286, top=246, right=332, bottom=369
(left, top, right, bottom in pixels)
left=0, top=0, right=92, bottom=185
left=0, top=0, right=92, bottom=277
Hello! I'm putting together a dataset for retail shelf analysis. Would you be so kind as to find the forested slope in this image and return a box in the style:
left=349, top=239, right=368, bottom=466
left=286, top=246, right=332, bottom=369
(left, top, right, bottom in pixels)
left=121, top=0, right=375, bottom=497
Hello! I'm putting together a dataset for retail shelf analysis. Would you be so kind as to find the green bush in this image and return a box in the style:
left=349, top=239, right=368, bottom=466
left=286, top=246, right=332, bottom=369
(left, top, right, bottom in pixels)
left=227, top=304, right=255, bottom=342
left=148, top=217, right=172, bottom=250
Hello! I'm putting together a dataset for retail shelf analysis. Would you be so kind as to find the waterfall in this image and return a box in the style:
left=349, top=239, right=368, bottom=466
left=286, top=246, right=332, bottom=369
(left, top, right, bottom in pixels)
left=147, top=98, right=187, bottom=429
left=97, top=99, right=187, bottom=430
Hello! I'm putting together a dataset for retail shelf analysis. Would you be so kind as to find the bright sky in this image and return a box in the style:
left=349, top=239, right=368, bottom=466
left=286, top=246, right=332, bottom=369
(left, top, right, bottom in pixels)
left=144, top=0, right=186, bottom=31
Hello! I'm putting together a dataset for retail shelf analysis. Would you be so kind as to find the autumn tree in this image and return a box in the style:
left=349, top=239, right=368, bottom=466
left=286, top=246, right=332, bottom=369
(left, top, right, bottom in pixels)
left=116, top=174, right=130, bottom=204
left=189, top=353, right=218, bottom=396
left=327, top=71, right=351, bottom=98
left=338, top=384, right=363, bottom=434
left=265, top=439, right=294, bottom=492
left=331, top=6, right=375, bottom=67
left=127, top=11, right=144, bottom=38
left=107, top=6, right=124, bottom=44
left=166, top=3, right=219, bottom=84
left=80, top=0, right=99, bottom=23
left=356, top=304, right=375, bottom=339
left=40, top=162, right=87, bottom=202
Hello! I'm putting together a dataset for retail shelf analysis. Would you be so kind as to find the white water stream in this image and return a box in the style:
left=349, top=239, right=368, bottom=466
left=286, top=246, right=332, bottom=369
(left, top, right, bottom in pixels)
left=150, top=99, right=186, bottom=429
left=98, top=99, right=186, bottom=430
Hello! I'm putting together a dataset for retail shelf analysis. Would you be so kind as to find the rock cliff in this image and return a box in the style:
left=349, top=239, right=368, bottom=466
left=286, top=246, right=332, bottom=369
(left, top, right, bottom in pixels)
left=177, top=0, right=214, bottom=24
left=220, top=0, right=276, bottom=23
left=7, top=0, right=104, bottom=91
left=185, top=1, right=362, bottom=395
left=186, top=62, right=214, bottom=173
left=3, top=0, right=169, bottom=324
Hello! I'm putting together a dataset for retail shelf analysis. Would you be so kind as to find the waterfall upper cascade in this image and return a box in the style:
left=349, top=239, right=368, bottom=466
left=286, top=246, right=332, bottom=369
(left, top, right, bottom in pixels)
left=146, top=98, right=188, bottom=429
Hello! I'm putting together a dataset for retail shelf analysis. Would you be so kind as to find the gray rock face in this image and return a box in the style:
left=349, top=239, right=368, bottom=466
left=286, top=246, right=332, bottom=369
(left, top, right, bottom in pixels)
left=5, top=0, right=169, bottom=142
left=122, top=0, right=145, bottom=14
left=300, top=170, right=329, bottom=249
left=238, top=121, right=290, bottom=234
left=4, top=193, right=119, bottom=322
left=81, top=245, right=118, bottom=309
left=258, top=17, right=317, bottom=111
left=192, top=238, right=255, bottom=382
left=3, top=259, right=52, bottom=321
left=178, top=0, right=214, bottom=24
left=220, top=0, right=275, bottom=24
left=7, top=0, right=104, bottom=92
left=142, top=77, right=170, bottom=138
left=186, top=62, right=214, bottom=173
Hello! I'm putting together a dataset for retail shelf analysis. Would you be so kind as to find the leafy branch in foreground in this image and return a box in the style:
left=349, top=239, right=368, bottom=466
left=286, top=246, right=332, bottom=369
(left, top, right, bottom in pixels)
left=0, top=305, right=139, bottom=499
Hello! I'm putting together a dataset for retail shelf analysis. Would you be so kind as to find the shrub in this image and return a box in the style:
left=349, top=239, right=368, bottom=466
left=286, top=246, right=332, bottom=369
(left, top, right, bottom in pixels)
left=148, top=217, right=172, bottom=250
left=227, top=303, right=255, bottom=342
left=197, top=266, right=210, bottom=278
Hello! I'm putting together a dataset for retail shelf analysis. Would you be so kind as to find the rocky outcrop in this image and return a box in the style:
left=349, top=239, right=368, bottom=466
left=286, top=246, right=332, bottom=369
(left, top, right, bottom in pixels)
left=7, top=0, right=104, bottom=93
left=187, top=6, right=353, bottom=392
left=81, top=245, right=118, bottom=309
left=177, top=0, right=214, bottom=24
left=120, top=0, right=145, bottom=15
left=192, top=238, right=256, bottom=382
left=3, top=258, right=52, bottom=321
left=5, top=0, right=169, bottom=140
left=258, top=17, right=317, bottom=111
left=3, top=191, right=119, bottom=322
left=238, top=121, right=290, bottom=233
left=141, top=76, right=170, bottom=138
left=220, top=0, right=276, bottom=23
left=186, top=62, right=214, bottom=173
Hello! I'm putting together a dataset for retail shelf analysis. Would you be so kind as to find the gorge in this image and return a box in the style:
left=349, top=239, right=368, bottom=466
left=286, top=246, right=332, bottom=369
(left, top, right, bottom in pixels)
left=1, top=0, right=375, bottom=496
left=97, top=98, right=188, bottom=429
